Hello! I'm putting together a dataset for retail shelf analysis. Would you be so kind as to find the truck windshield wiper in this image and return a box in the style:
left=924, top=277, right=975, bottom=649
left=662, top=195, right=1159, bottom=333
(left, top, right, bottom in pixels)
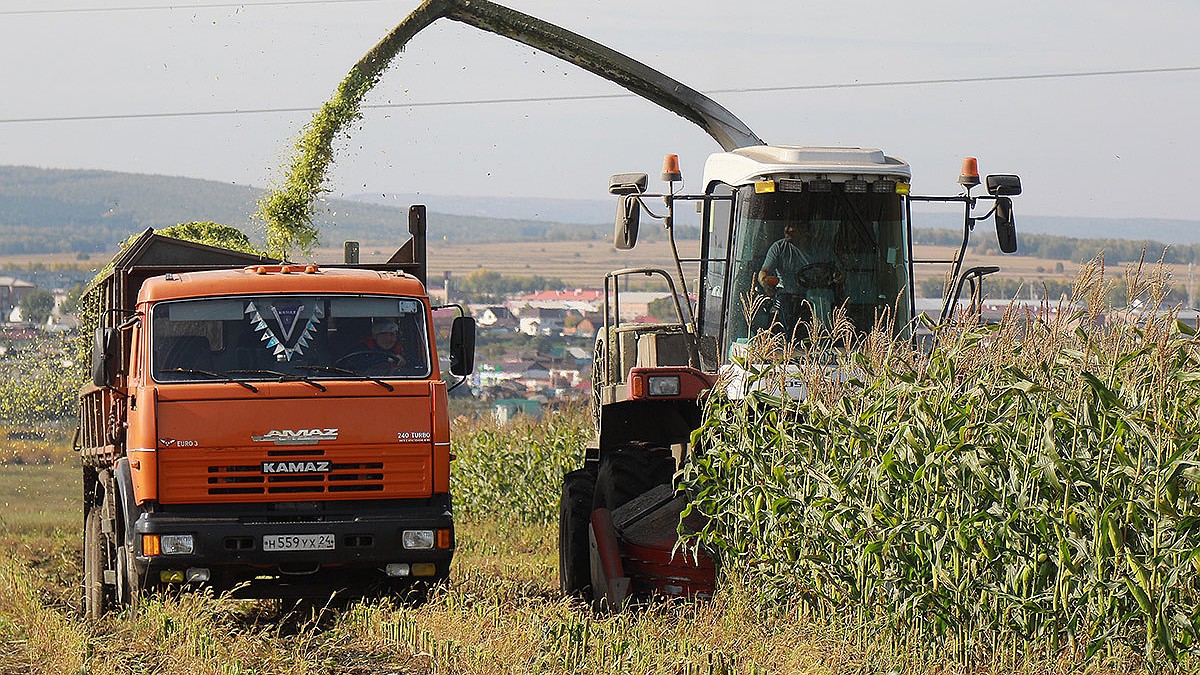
left=167, top=368, right=259, bottom=393
left=227, top=369, right=328, bottom=392
left=295, top=365, right=395, bottom=391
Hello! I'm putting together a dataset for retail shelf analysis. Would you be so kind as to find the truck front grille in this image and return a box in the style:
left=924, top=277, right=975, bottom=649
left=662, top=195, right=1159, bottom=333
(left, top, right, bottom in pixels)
left=207, top=460, right=386, bottom=495
left=157, top=443, right=433, bottom=503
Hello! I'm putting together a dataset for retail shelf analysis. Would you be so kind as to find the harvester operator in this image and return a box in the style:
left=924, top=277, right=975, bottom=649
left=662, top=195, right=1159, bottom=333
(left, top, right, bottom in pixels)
left=758, top=223, right=842, bottom=338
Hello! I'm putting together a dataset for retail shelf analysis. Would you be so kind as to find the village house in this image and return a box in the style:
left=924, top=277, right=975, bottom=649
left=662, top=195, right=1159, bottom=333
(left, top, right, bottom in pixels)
left=517, top=307, right=567, bottom=336
left=0, top=277, right=37, bottom=321
left=474, top=305, right=517, bottom=331
left=510, top=289, right=604, bottom=314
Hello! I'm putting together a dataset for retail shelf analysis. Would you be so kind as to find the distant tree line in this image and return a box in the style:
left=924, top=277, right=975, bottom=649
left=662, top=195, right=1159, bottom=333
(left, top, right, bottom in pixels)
left=918, top=275, right=1187, bottom=307
left=914, top=228, right=1197, bottom=265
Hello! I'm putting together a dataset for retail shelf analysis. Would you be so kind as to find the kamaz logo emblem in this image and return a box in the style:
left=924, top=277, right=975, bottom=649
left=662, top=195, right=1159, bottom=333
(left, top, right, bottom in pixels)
left=251, top=428, right=339, bottom=445
left=261, top=460, right=332, bottom=474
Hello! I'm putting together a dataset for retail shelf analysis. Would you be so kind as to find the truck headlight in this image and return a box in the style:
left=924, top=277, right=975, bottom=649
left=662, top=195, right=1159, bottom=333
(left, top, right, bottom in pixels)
left=402, top=529, right=435, bottom=550
left=160, top=534, right=195, bottom=555
left=648, top=375, right=681, bottom=397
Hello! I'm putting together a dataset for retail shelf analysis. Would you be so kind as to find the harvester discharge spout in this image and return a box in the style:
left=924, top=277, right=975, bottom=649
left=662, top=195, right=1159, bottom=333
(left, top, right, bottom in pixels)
left=368, top=0, right=764, bottom=152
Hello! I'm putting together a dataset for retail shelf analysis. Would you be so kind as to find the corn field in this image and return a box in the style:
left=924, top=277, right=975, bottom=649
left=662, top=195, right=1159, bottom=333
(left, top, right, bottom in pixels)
left=451, top=407, right=591, bottom=525
left=681, top=259, right=1200, bottom=665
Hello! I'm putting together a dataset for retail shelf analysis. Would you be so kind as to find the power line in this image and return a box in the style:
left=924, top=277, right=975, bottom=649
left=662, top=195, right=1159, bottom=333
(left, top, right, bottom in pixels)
left=710, top=65, right=1200, bottom=94
left=1, top=65, right=1196, bottom=125
left=0, top=0, right=385, bottom=16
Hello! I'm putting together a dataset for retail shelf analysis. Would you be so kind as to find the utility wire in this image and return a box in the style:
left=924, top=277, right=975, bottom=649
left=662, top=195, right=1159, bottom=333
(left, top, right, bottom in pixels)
left=1, top=65, right=1196, bottom=125
left=0, top=0, right=385, bottom=15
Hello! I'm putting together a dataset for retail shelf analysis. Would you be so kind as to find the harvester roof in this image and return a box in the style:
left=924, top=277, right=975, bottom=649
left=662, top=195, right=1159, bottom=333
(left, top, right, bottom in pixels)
left=703, top=146, right=911, bottom=188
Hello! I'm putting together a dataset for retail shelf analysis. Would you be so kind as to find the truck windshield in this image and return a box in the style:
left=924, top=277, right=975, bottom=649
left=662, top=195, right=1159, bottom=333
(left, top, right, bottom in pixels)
left=722, top=186, right=911, bottom=353
left=151, top=295, right=431, bottom=383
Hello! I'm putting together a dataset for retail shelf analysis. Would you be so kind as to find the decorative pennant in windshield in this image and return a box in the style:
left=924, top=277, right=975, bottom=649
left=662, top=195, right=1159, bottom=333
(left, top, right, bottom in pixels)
left=245, top=300, right=324, bottom=361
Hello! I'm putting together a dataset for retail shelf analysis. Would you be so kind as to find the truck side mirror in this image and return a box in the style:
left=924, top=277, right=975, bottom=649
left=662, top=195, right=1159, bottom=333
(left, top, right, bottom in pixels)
left=613, top=195, right=641, bottom=250
left=91, top=327, right=117, bottom=388
left=994, top=196, right=1018, bottom=253
left=449, top=316, right=476, bottom=377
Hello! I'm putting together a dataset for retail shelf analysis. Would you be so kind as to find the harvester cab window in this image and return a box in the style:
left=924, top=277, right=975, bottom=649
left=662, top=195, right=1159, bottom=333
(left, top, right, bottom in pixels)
left=723, top=185, right=911, bottom=355
left=150, top=295, right=431, bottom=383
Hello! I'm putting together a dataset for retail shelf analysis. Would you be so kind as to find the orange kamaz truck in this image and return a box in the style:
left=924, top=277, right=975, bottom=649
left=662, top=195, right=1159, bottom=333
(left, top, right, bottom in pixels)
left=77, top=210, right=474, bottom=617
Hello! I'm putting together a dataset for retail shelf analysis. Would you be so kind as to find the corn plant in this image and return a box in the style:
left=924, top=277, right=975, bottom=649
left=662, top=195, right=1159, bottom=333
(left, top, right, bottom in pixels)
left=682, top=257, right=1200, bottom=665
left=451, top=407, right=590, bottom=525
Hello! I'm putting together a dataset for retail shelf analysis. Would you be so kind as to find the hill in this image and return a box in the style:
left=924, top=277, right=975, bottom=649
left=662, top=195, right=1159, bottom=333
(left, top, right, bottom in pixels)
left=0, top=166, right=606, bottom=256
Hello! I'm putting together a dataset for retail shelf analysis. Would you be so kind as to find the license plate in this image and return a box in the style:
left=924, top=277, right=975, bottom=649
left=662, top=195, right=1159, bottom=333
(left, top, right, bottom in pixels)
left=262, top=534, right=335, bottom=551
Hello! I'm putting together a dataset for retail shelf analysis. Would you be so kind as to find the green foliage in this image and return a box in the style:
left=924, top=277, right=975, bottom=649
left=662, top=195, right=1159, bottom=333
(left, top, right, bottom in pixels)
left=18, top=288, right=55, bottom=324
left=0, top=332, right=82, bottom=430
left=683, top=259, right=1200, bottom=664
left=59, top=284, right=85, bottom=316
left=646, top=296, right=680, bottom=322
left=158, top=221, right=263, bottom=256
left=257, top=3, right=446, bottom=257
left=451, top=407, right=590, bottom=525
left=455, top=269, right=569, bottom=303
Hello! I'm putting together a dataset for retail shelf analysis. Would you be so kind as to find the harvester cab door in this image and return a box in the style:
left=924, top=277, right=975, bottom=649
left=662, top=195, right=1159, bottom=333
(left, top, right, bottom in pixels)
left=697, top=184, right=736, bottom=368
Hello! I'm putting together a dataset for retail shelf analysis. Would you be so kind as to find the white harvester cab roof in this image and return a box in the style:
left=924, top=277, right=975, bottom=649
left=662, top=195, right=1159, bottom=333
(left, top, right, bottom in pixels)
left=703, top=145, right=912, bottom=189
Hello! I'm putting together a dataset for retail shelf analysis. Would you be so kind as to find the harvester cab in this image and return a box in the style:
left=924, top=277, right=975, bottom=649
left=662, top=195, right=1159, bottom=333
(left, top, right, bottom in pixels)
left=603, top=146, right=1022, bottom=376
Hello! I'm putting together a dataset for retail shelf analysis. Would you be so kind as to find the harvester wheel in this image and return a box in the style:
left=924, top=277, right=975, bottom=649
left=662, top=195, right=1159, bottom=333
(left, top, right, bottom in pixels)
left=592, top=442, right=675, bottom=513
left=83, top=507, right=109, bottom=620
left=559, top=465, right=597, bottom=599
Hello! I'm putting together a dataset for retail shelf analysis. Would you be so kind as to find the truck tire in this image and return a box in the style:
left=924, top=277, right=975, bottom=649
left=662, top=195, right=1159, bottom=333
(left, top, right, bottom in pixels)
left=559, top=465, right=597, bottom=599
left=116, top=542, right=149, bottom=611
left=592, top=442, right=675, bottom=513
left=83, top=508, right=109, bottom=620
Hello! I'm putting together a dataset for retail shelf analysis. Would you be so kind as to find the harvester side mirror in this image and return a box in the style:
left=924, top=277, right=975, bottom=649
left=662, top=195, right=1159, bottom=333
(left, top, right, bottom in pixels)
left=613, top=195, right=641, bottom=250
left=449, top=316, right=476, bottom=377
left=608, top=172, right=648, bottom=195
left=91, top=327, right=118, bottom=388
left=994, top=196, right=1018, bottom=254
left=985, top=174, right=1022, bottom=196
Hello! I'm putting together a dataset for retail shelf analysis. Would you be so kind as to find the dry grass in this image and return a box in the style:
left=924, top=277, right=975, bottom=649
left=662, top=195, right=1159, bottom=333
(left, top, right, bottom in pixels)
left=0, top=447, right=1169, bottom=674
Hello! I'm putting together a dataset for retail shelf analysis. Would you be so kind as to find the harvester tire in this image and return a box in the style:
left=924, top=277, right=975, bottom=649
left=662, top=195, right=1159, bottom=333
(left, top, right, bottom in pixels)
left=559, top=465, right=597, bottom=599
left=592, top=442, right=675, bottom=513
left=83, top=508, right=109, bottom=620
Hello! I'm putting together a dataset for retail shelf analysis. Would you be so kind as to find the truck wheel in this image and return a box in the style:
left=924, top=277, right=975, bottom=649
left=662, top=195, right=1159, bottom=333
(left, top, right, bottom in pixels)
left=83, top=508, right=109, bottom=620
left=559, top=465, right=597, bottom=599
left=116, top=543, right=149, bottom=611
left=592, top=442, right=675, bottom=513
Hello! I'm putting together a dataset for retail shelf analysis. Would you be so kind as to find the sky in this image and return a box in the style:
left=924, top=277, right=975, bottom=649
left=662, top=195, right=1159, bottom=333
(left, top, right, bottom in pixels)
left=3, top=0, right=1200, bottom=225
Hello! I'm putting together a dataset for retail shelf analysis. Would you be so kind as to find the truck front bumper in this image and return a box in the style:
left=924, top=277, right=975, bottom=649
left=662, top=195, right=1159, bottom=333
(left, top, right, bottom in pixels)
left=129, top=496, right=454, bottom=596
